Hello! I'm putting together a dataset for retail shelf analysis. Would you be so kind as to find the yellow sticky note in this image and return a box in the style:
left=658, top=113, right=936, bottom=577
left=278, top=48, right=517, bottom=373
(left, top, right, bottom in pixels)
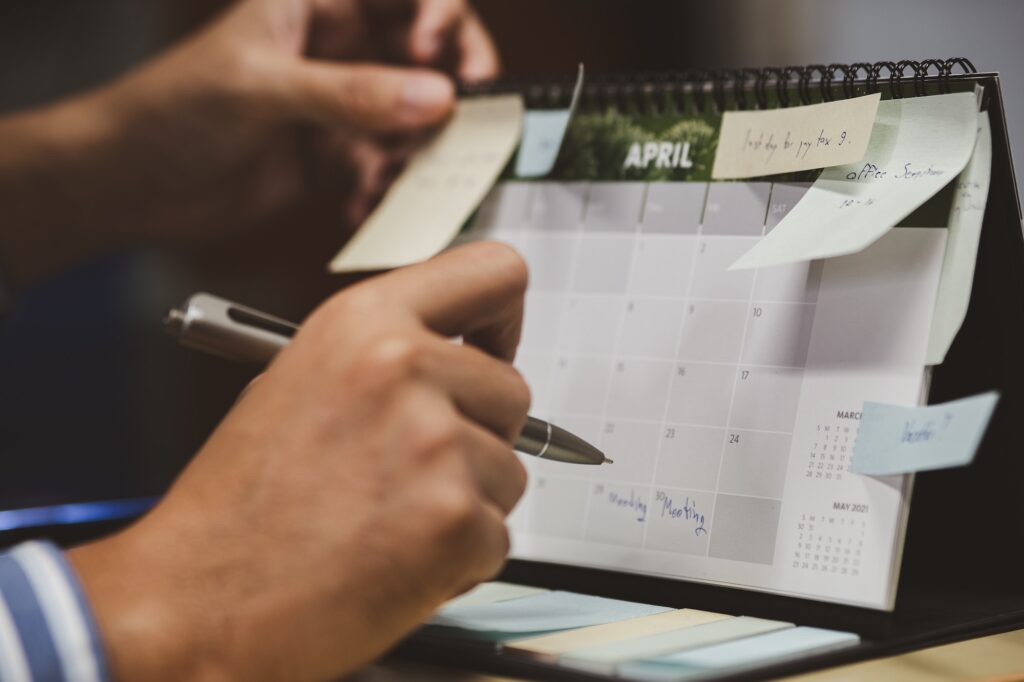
left=711, top=94, right=880, bottom=179
left=504, top=608, right=729, bottom=659
left=329, top=95, right=524, bottom=272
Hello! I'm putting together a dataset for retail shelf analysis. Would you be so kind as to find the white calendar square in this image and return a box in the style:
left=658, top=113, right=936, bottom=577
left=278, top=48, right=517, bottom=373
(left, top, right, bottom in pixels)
left=617, top=298, right=687, bottom=359
left=654, top=425, right=724, bottom=491
left=753, top=261, right=820, bottom=303
left=729, top=367, right=803, bottom=432
left=522, top=475, right=589, bottom=540
left=740, top=302, right=815, bottom=368
left=629, top=236, right=694, bottom=297
left=665, top=363, right=736, bottom=427
left=646, top=488, right=714, bottom=556
left=717, top=430, right=792, bottom=499
left=690, top=239, right=758, bottom=301
left=594, top=419, right=661, bottom=484
left=677, top=301, right=747, bottom=363
left=559, top=297, right=623, bottom=355
left=572, top=238, right=634, bottom=293
left=548, top=356, right=614, bottom=417
left=606, top=360, right=674, bottom=421
left=585, top=482, right=650, bottom=547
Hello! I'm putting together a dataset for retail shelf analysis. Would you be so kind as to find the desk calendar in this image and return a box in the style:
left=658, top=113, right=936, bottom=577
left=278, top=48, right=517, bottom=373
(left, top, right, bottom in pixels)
left=459, top=178, right=946, bottom=610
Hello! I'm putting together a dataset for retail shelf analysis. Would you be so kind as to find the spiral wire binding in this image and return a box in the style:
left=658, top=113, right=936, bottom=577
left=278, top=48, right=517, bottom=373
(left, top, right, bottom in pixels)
left=459, top=58, right=978, bottom=114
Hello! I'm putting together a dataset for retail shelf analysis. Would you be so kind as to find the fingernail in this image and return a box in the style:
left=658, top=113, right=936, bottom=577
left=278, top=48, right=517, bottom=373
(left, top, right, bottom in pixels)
left=402, top=74, right=454, bottom=115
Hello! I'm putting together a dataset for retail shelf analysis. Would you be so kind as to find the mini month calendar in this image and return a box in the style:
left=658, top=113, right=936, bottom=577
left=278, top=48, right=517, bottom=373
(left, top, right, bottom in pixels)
left=458, top=106, right=949, bottom=609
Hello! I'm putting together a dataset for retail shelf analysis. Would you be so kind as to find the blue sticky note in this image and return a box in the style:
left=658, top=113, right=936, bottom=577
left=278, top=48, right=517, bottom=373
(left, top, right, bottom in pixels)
left=429, top=590, right=670, bottom=635
left=850, top=391, right=999, bottom=476
left=515, top=110, right=573, bottom=177
left=514, top=64, right=584, bottom=178
left=619, top=626, right=859, bottom=681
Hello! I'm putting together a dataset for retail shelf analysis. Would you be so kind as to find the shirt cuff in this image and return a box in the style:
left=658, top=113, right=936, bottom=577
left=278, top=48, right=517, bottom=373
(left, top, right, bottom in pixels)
left=0, top=541, right=111, bottom=682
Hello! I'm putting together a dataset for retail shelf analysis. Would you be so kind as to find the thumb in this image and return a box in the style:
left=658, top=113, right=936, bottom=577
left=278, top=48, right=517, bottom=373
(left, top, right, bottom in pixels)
left=282, top=61, right=455, bottom=133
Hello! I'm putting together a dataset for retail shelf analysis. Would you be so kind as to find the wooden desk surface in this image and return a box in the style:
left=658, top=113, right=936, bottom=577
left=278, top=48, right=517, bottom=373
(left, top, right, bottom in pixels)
left=350, top=628, right=1024, bottom=682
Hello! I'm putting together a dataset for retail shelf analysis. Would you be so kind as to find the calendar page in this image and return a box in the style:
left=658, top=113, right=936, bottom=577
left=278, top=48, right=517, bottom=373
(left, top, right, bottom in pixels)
left=457, top=112, right=948, bottom=610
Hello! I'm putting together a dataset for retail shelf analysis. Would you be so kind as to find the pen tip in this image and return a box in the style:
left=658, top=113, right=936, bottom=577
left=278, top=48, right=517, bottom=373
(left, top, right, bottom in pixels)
left=604, top=457, right=614, bottom=464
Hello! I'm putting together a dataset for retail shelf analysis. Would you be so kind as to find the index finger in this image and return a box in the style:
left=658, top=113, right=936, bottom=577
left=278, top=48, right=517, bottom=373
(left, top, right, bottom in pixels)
left=456, top=11, right=500, bottom=82
left=409, top=0, right=468, bottom=64
left=369, top=241, right=528, bottom=361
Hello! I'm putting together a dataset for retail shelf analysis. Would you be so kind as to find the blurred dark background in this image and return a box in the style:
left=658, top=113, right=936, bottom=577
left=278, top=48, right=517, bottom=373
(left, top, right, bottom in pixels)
left=0, top=0, right=1021, bottom=512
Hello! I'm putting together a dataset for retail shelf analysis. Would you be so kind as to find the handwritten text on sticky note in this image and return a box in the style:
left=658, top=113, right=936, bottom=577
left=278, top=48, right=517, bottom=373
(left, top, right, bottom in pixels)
left=329, top=95, right=523, bottom=273
left=711, top=93, right=880, bottom=179
left=731, top=92, right=979, bottom=270
left=850, top=392, right=999, bottom=476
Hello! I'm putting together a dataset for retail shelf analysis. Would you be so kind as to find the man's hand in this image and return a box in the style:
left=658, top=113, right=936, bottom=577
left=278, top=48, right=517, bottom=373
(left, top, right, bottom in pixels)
left=0, top=0, right=499, bottom=285
left=69, top=242, right=530, bottom=682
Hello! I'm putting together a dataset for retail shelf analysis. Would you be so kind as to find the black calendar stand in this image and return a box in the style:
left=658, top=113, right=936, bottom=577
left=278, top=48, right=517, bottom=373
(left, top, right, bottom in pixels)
left=391, top=67, right=1024, bottom=681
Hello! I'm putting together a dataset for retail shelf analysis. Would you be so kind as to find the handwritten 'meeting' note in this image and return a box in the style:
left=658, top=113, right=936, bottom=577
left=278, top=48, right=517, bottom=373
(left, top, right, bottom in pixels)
left=731, top=92, right=979, bottom=270
left=711, top=93, right=880, bottom=179
left=328, top=95, right=523, bottom=272
left=850, top=392, right=999, bottom=476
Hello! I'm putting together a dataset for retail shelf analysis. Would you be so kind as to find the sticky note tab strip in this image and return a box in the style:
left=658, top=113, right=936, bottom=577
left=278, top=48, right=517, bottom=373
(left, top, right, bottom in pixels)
left=851, top=391, right=999, bottom=476
left=506, top=608, right=729, bottom=658
left=515, top=64, right=584, bottom=178
left=731, top=92, right=979, bottom=270
left=442, top=582, right=548, bottom=609
left=712, top=93, right=880, bottom=179
left=560, top=616, right=791, bottom=676
left=619, top=626, right=859, bottom=681
left=328, top=94, right=524, bottom=273
left=429, top=590, right=671, bottom=635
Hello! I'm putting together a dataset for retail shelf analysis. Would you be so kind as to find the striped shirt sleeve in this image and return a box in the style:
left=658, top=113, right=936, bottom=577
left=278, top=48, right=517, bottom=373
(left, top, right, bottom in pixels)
left=0, top=542, right=110, bottom=682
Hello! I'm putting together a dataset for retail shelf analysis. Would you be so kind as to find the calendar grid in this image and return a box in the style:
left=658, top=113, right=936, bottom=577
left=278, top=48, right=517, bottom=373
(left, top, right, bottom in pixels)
left=470, top=178, right=946, bottom=609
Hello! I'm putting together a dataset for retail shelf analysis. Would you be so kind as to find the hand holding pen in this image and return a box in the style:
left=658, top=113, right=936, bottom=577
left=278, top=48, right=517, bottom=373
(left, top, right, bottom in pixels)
left=165, top=279, right=610, bottom=467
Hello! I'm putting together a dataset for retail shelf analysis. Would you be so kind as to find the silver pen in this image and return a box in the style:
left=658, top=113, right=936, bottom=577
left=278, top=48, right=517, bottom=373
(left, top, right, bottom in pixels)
left=164, top=293, right=612, bottom=466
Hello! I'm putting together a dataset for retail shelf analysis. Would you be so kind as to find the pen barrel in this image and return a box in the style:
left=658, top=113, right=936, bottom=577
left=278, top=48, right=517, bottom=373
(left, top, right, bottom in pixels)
left=165, top=293, right=291, bottom=365
left=515, top=417, right=605, bottom=465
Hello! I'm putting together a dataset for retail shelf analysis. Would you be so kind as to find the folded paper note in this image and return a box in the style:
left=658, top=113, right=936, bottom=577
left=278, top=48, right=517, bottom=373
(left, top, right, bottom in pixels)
left=506, top=608, right=729, bottom=659
left=731, top=92, right=979, bottom=270
left=560, top=616, right=791, bottom=676
left=329, top=94, right=523, bottom=272
left=926, top=112, right=993, bottom=365
left=712, top=93, right=880, bottom=179
left=515, top=65, right=584, bottom=178
left=429, top=590, right=670, bottom=634
left=850, top=391, right=999, bottom=476
left=442, top=582, right=548, bottom=609
left=619, top=626, right=859, bottom=681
